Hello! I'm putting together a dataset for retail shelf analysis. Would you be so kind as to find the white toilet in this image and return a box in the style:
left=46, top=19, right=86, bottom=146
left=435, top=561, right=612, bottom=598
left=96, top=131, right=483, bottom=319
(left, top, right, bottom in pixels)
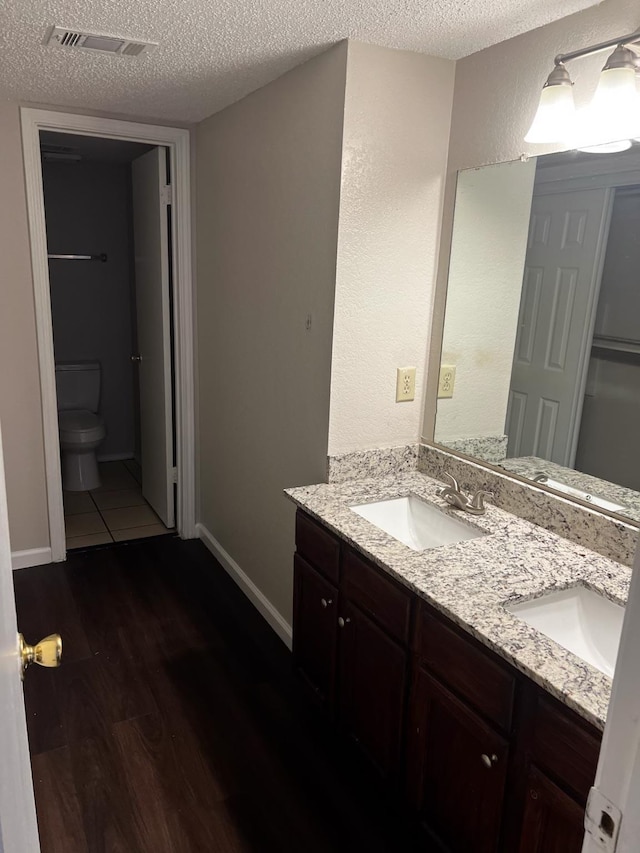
left=56, top=362, right=107, bottom=492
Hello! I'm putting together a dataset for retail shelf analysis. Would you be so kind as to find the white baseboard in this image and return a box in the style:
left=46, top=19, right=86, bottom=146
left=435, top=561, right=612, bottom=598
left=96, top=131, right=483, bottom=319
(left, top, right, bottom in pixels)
left=196, top=522, right=292, bottom=649
left=12, top=547, right=53, bottom=570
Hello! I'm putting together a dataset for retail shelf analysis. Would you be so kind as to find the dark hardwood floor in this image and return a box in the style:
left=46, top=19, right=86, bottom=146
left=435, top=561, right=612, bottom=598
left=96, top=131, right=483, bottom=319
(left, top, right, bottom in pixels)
left=14, top=536, right=435, bottom=853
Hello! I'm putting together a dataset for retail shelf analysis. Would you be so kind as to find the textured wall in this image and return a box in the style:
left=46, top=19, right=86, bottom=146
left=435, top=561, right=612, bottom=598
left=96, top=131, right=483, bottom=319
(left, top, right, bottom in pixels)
left=0, top=101, right=50, bottom=553
left=328, top=41, right=455, bottom=454
left=424, top=0, right=640, bottom=438
left=435, top=159, right=536, bottom=442
left=196, top=43, right=347, bottom=625
left=43, top=161, right=137, bottom=461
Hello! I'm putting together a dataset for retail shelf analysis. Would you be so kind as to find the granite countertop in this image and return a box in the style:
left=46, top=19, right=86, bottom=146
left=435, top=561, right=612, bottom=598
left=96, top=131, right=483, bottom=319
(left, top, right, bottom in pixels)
left=285, top=471, right=632, bottom=731
left=499, top=456, right=640, bottom=525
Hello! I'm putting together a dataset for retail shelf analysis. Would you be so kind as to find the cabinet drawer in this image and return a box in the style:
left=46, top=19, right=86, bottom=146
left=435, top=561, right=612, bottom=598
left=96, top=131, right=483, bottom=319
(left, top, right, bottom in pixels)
left=342, top=549, right=412, bottom=645
left=530, top=697, right=601, bottom=803
left=295, top=511, right=340, bottom=585
left=417, top=608, right=515, bottom=731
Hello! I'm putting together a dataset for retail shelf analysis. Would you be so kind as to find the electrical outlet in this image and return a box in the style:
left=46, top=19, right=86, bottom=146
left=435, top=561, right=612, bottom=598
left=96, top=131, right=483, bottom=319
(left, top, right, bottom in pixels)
left=438, top=365, right=456, bottom=398
left=396, top=367, right=416, bottom=402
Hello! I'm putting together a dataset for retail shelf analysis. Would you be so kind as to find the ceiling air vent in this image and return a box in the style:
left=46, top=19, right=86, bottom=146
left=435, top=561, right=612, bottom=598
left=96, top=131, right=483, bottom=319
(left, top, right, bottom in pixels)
left=45, top=26, right=158, bottom=57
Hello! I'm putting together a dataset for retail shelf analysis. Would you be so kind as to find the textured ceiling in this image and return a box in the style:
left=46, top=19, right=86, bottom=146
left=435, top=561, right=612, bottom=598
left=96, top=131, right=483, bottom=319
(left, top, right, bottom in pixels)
left=0, top=0, right=600, bottom=123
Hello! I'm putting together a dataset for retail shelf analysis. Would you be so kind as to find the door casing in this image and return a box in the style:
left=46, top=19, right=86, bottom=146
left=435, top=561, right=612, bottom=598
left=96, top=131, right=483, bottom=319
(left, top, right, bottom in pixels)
left=20, top=108, right=196, bottom=563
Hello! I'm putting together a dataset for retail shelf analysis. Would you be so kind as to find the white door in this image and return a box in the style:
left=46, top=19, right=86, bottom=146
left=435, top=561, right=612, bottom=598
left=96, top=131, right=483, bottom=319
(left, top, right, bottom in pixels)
left=131, top=148, right=175, bottom=528
left=506, top=187, right=612, bottom=466
left=0, top=423, right=41, bottom=853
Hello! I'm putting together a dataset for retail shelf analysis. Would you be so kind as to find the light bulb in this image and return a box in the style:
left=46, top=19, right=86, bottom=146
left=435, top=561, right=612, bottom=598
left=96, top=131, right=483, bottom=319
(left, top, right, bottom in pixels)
left=570, top=46, right=640, bottom=151
left=525, top=64, right=575, bottom=144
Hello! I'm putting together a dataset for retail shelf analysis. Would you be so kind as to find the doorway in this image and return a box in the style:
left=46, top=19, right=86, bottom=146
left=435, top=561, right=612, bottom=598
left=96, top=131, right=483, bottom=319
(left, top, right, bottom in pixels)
left=42, top=133, right=176, bottom=548
left=21, top=109, right=195, bottom=563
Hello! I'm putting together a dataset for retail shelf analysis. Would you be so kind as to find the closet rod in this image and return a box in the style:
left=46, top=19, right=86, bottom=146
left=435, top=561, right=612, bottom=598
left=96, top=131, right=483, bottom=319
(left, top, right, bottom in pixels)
left=47, top=253, right=107, bottom=262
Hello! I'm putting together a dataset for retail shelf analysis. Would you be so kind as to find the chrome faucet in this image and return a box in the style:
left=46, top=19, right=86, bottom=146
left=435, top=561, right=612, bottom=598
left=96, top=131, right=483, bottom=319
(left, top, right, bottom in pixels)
left=436, top=473, right=493, bottom=515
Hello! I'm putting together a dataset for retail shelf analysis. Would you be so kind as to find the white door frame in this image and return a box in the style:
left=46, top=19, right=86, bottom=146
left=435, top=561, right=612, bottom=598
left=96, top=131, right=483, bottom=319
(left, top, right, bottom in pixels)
left=20, top=108, right=196, bottom=562
left=582, top=539, right=640, bottom=852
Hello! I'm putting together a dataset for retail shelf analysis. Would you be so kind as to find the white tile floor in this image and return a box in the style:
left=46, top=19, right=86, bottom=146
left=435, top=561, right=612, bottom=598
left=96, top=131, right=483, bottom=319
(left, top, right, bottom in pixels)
left=64, top=460, right=173, bottom=550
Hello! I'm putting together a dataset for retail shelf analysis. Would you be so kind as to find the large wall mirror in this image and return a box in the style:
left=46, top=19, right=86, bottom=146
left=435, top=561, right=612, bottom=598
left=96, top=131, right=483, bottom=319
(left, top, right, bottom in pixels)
left=434, top=144, right=640, bottom=525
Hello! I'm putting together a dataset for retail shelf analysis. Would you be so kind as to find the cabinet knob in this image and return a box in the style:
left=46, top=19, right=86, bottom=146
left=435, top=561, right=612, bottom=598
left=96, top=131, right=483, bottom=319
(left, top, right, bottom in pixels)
left=481, top=753, right=498, bottom=769
left=338, top=616, right=351, bottom=628
left=320, top=598, right=333, bottom=608
left=530, top=789, right=539, bottom=800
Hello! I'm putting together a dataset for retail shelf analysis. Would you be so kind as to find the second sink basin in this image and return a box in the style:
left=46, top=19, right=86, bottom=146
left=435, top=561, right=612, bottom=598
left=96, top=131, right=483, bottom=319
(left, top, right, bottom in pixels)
left=350, top=495, right=486, bottom=551
left=507, top=586, right=624, bottom=677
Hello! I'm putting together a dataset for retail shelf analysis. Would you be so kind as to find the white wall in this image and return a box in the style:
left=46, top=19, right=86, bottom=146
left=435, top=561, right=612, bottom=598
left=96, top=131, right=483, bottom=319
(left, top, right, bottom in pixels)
left=43, top=161, right=137, bottom=461
left=435, top=159, right=536, bottom=442
left=328, top=41, right=455, bottom=454
left=195, top=43, right=347, bottom=626
left=424, top=0, right=640, bottom=437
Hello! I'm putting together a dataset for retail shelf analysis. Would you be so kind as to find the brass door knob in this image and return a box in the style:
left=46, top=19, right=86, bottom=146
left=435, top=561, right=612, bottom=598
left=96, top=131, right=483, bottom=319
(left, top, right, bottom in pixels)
left=19, top=633, right=62, bottom=679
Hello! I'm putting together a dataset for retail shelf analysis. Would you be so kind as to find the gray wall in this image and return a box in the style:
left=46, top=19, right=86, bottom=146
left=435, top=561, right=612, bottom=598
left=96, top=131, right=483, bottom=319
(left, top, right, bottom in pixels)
left=576, top=187, right=640, bottom=490
left=0, top=101, right=49, bottom=552
left=196, top=43, right=348, bottom=624
left=43, top=161, right=137, bottom=461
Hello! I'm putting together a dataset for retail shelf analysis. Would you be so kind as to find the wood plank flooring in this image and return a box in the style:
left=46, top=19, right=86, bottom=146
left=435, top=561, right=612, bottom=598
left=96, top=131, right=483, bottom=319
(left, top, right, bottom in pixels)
left=14, top=537, right=436, bottom=853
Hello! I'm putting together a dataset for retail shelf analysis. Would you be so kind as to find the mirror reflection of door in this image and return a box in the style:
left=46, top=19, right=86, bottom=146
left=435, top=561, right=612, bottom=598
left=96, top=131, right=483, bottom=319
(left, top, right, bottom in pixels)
left=574, top=186, right=640, bottom=494
left=506, top=187, right=613, bottom=466
left=435, top=144, right=640, bottom=523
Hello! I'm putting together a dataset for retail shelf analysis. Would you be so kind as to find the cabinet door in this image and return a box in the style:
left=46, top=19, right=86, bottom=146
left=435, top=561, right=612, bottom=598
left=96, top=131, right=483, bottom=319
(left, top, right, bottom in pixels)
left=338, top=603, right=407, bottom=778
left=407, top=668, right=509, bottom=853
left=517, top=766, right=585, bottom=853
left=293, top=555, right=338, bottom=707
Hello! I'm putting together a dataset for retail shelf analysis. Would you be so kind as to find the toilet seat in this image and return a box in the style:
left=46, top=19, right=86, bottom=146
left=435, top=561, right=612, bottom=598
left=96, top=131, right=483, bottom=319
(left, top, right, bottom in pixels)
left=58, top=409, right=106, bottom=445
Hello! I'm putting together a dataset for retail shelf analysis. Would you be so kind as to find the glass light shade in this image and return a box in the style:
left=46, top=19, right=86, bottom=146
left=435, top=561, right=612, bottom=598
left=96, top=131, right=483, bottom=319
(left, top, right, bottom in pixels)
left=578, top=139, right=632, bottom=154
left=525, top=83, right=576, bottom=144
left=570, top=66, right=640, bottom=151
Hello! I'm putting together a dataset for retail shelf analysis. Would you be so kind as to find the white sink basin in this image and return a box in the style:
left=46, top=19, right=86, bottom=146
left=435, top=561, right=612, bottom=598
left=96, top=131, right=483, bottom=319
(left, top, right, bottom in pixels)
left=350, top=495, right=485, bottom=551
left=507, top=586, right=624, bottom=677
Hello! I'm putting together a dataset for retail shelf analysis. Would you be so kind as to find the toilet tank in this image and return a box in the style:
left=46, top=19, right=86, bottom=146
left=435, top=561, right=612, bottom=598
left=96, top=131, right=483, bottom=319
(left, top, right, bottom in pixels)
left=55, top=362, right=101, bottom=412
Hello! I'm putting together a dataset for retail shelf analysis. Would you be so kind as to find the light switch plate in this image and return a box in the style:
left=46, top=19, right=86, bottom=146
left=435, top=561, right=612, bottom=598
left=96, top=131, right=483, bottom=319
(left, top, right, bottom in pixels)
left=438, top=365, right=456, bottom=399
left=396, top=367, right=416, bottom=402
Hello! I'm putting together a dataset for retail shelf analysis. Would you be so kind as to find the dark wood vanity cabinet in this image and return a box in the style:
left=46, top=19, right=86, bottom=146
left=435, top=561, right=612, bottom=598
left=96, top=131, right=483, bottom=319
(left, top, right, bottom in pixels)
left=514, top=694, right=602, bottom=853
left=293, top=512, right=410, bottom=778
left=407, top=669, right=509, bottom=853
left=517, top=766, right=586, bottom=853
left=406, top=607, right=515, bottom=852
left=292, top=554, right=338, bottom=707
left=292, top=510, right=602, bottom=852
left=338, top=600, right=408, bottom=776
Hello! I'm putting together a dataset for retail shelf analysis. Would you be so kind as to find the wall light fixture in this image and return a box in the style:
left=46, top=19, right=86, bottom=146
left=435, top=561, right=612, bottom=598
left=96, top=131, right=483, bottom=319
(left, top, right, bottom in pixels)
left=525, top=28, right=640, bottom=152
